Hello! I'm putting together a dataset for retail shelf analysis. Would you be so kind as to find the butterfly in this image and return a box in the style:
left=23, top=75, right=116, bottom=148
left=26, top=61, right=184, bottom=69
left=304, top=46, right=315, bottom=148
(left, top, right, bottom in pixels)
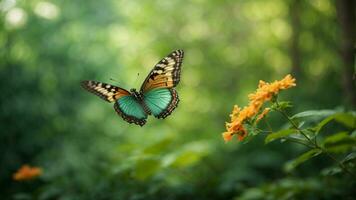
left=81, top=50, right=184, bottom=126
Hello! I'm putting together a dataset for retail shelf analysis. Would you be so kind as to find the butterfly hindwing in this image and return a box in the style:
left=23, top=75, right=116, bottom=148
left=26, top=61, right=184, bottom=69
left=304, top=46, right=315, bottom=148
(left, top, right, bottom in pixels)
left=81, top=80, right=130, bottom=102
left=143, top=88, right=179, bottom=119
left=140, top=50, right=184, bottom=92
left=114, top=96, right=147, bottom=126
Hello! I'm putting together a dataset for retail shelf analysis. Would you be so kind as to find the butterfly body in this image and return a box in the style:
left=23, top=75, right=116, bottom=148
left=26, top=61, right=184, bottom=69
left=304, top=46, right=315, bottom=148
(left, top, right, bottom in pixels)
left=81, top=50, right=184, bottom=126
left=128, top=88, right=152, bottom=115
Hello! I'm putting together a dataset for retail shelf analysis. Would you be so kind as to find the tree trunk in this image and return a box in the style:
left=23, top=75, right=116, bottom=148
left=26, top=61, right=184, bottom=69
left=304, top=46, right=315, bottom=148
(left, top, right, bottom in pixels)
left=336, top=0, right=356, bottom=107
left=289, top=0, right=302, bottom=78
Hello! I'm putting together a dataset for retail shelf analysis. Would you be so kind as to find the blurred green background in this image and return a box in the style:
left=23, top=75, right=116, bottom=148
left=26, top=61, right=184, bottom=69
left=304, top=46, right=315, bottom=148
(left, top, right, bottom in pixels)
left=1, top=0, right=355, bottom=199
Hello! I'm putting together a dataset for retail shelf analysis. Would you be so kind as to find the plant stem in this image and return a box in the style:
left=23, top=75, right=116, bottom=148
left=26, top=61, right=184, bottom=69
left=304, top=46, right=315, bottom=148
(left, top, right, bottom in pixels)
left=264, top=118, right=273, bottom=133
left=285, top=137, right=315, bottom=148
left=322, top=148, right=356, bottom=178
left=275, top=101, right=314, bottom=145
left=275, top=100, right=356, bottom=178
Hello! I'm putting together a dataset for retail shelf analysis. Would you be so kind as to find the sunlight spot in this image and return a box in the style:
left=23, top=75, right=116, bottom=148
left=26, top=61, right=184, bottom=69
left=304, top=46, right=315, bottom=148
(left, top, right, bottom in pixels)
left=195, top=97, right=212, bottom=113
left=181, top=20, right=210, bottom=42
left=10, top=40, right=34, bottom=64
left=264, top=48, right=291, bottom=74
left=188, top=49, right=204, bottom=66
left=118, top=0, right=141, bottom=17
left=270, top=19, right=291, bottom=41
left=182, top=68, right=200, bottom=87
left=108, top=24, right=151, bottom=52
left=310, top=0, right=334, bottom=15
left=34, top=1, right=60, bottom=20
left=0, top=0, right=16, bottom=12
left=5, top=7, right=27, bottom=28
left=308, top=59, right=326, bottom=77
left=242, top=1, right=286, bottom=21
left=141, top=51, right=158, bottom=70
left=255, top=23, right=272, bottom=40
left=109, top=25, right=130, bottom=48
left=223, top=46, right=247, bottom=66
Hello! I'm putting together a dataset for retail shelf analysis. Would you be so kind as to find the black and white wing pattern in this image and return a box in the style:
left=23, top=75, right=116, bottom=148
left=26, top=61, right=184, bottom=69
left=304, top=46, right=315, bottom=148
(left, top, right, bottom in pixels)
left=140, top=50, right=184, bottom=92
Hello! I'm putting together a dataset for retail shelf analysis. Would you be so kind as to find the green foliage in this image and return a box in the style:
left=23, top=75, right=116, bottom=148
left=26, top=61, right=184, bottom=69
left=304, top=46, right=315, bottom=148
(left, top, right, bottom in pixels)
left=323, top=132, right=356, bottom=153
left=236, top=98, right=356, bottom=200
left=0, top=0, right=355, bottom=199
left=240, top=108, right=356, bottom=200
left=284, top=149, right=322, bottom=172
left=271, top=101, right=292, bottom=111
left=291, top=110, right=337, bottom=119
left=238, top=178, right=323, bottom=200
left=263, top=107, right=356, bottom=173
left=265, top=129, right=297, bottom=144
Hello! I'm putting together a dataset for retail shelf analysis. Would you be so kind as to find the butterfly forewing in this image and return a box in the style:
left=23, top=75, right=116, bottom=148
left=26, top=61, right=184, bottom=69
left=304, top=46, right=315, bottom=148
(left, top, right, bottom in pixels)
left=140, top=50, right=184, bottom=92
left=81, top=80, right=130, bottom=102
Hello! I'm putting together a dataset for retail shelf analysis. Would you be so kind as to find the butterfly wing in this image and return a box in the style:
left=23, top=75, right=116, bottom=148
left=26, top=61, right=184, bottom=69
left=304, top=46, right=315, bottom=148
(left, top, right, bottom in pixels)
left=140, top=50, right=184, bottom=92
left=143, top=88, right=179, bottom=119
left=81, top=80, right=130, bottom=102
left=114, top=96, right=147, bottom=126
left=81, top=80, right=147, bottom=126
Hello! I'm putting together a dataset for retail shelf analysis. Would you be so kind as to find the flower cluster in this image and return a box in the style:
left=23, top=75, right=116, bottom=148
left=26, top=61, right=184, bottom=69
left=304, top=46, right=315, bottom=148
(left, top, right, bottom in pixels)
left=223, top=74, right=296, bottom=142
left=13, top=165, right=42, bottom=181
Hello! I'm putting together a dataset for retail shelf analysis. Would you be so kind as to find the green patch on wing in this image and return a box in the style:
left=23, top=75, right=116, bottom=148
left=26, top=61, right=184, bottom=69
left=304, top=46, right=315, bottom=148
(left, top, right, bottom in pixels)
left=117, top=96, right=147, bottom=119
left=144, top=89, right=172, bottom=117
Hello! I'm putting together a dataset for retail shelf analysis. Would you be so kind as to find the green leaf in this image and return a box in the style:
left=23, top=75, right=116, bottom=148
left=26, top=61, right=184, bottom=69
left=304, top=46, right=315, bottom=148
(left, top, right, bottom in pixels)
left=323, top=132, right=351, bottom=144
left=291, top=110, right=336, bottom=119
left=325, top=145, right=355, bottom=153
left=333, top=113, right=356, bottom=128
left=277, top=101, right=293, bottom=110
left=238, top=188, right=264, bottom=200
left=169, top=141, right=210, bottom=168
left=351, top=129, right=356, bottom=137
left=321, top=166, right=343, bottom=176
left=342, top=152, right=356, bottom=164
left=322, top=132, right=356, bottom=153
left=284, top=149, right=322, bottom=172
left=143, top=137, right=173, bottom=154
left=314, top=113, right=356, bottom=135
left=297, top=121, right=305, bottom=128
left=265, top=129, right=297, bottom=144
left=314, top=116, right=334, bottom=134
left=170, top=151, right=203, bottom=168
left=134, top=158, right=161, bottom=180
left=271, top=101, right=292, bottom=111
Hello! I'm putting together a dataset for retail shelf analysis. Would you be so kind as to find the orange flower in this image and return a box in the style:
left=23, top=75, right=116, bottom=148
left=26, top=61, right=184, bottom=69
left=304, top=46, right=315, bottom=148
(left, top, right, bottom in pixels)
left=256, top=108, right=271, bottom=123
left=223, top=74, right=296, bottom=142
left=13, top=165, right=42, bottom=181
left=237, top=127, right=248, bottom=141
left=222, top=132, right=233, bottom=142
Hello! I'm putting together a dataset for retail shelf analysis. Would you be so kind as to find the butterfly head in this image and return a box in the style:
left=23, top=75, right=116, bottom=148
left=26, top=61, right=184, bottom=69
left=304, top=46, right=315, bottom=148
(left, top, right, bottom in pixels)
left=130, top=88, right=143, bottom=100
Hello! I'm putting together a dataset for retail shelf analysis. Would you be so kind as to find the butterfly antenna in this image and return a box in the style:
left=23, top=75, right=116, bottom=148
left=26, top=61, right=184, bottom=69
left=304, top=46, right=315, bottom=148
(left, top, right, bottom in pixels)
left=110, top=78, right=120, bottom=84
left=133, top=73, right=140, bottom=87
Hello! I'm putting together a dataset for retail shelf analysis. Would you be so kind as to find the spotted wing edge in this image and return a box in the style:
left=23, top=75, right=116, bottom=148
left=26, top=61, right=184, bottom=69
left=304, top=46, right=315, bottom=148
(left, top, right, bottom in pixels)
left=154, top=88, right=180, bottom=119
left=140, top=49, right=184, bottom=92
left=113, top=103, right=147, bottom=126
left=81, top=80, right=130, bottom=102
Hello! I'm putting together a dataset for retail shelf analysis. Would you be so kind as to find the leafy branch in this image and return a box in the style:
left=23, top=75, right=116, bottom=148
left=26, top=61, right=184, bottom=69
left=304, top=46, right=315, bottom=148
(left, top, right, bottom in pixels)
left=273, top=99, right=356, bottom=178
